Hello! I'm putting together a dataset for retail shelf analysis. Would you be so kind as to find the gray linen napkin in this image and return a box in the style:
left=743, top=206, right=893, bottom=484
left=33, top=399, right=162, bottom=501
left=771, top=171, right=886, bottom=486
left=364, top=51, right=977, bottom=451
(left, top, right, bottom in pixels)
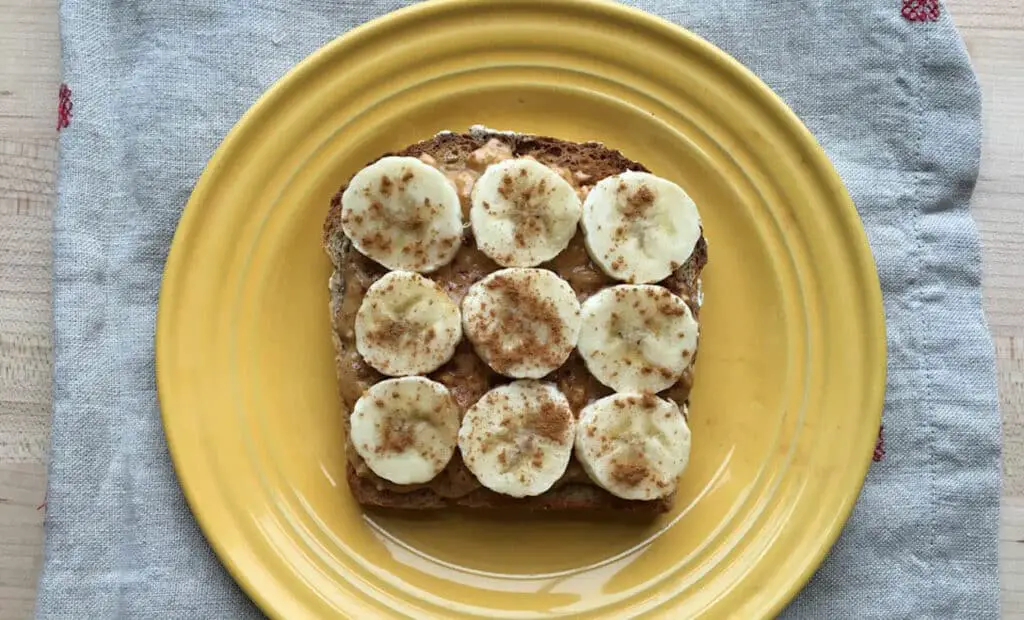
left=39, top=1, right=1000, bottom=618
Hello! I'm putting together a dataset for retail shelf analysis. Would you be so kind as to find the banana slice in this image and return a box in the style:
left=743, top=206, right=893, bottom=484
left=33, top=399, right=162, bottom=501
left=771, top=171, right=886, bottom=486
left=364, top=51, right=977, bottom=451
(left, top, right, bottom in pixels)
left=355, top=271, right=462, bottom=376
left=581, top=171, right=701, bottom=283
left=575, top=393, right=691, bottom=501
left=577, top=284, right=698, bottom=393
left=470, top=158, right=582, bottom=267
left=350, top=377, right=460, bottom=485
left=462, top=268, right=581, bottom=378
left=340, top=156, right=463, bottom=272
left=458, top=380, right=576, bottom=497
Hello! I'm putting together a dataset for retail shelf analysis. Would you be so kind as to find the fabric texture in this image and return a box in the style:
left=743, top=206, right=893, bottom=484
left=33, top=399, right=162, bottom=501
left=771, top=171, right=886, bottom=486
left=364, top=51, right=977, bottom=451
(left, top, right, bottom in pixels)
left=39, top=1, right=1000, bottom=618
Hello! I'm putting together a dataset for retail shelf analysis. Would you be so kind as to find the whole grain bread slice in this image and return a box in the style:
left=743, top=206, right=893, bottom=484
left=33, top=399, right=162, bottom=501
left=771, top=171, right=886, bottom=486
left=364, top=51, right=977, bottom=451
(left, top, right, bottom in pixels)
left=323, top=128, right=707, bottom=516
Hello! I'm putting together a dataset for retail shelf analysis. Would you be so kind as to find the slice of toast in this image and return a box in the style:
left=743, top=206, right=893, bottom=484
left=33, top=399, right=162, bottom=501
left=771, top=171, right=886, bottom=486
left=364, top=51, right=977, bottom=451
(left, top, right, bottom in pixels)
left=323, top=128, right=707, bottom=515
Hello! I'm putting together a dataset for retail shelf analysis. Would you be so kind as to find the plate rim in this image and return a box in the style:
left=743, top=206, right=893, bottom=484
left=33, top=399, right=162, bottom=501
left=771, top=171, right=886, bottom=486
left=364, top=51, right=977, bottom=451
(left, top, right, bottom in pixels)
left=156, top=0, right=887, bottom=617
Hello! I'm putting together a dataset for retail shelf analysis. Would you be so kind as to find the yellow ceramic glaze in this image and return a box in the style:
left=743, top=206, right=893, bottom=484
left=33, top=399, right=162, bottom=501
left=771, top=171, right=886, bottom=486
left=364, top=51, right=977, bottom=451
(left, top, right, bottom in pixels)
left=156, top=1, right=886, bottom=618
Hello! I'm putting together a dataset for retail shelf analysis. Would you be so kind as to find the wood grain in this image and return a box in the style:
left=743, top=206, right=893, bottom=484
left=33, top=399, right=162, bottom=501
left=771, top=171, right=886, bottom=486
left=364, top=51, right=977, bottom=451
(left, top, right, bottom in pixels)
left=0, top=1, right=56, bottom=618
left=0, top=1, right=1020, bottom=618
left=0, top=465, right=46, bottom=620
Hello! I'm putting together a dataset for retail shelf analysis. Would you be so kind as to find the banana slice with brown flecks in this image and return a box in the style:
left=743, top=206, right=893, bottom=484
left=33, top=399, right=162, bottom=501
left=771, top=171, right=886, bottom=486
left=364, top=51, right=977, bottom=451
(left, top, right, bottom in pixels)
left=461, top=268, right=581, bottom=378
left=581, top=171, right=701, bottom=284
left=575, top=392, right=691, bottom=500
left=577, top=284, right=698, bottom=393
left=470, top=158, right=582, bottom=267
left=458, top=381, right=576, bottom=497
left=355, top=270, right=462, bottom=376
left=350, top=377, right=460, bottom=485
left=341, top=156, right=463, bottom=272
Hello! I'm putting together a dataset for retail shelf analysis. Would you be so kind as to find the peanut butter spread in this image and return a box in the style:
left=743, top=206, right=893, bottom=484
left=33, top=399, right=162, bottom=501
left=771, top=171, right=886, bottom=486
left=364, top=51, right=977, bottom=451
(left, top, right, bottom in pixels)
left=331, top=139, right=704, bottom=497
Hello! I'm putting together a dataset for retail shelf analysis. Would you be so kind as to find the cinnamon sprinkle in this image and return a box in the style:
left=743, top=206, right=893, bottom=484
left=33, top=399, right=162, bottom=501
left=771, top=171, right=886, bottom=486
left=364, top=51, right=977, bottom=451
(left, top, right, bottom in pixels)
left=499, top=174, right=514, bottom=198
left=530, top=449, right=545, bottom=468
left=366, top=317, right=406, bottom=346
left=527, top=398, right=571, bottom=443
left=625, top=185, right=655, bottom=213
left=610, top=461, right=649, bottom=487
left=379, top=418, right=414, bottom=454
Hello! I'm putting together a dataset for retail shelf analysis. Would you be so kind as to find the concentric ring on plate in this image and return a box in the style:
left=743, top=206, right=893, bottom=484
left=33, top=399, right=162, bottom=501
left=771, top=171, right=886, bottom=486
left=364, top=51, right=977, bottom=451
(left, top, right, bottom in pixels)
left=157, top=1, right=884, bottom=618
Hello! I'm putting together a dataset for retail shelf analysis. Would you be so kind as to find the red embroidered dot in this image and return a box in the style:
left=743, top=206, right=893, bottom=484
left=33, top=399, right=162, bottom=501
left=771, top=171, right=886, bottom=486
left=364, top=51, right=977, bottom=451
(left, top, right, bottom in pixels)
left=902, top=0, right=940, bottom=22
left=873, top=425, right=886, bottom=462
left=57, top=83, right=72, bottom=131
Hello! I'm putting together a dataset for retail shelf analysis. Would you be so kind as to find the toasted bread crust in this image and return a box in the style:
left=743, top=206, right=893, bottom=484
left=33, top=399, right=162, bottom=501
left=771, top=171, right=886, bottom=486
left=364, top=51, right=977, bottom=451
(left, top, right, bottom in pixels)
left=324, top=130, right=705, bottom=516
left=346, top=465, right=671, bottom=513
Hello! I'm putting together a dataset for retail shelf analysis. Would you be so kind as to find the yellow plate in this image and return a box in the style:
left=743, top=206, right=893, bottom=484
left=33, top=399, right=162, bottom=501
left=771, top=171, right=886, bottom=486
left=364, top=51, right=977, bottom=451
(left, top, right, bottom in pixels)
left=157, top=1, right=885, bottom=617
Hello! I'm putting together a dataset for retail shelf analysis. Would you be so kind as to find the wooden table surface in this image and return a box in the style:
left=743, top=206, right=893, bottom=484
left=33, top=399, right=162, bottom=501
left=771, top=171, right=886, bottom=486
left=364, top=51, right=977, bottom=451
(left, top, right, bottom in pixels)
left=1, top=1, right=1021, bottom=618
